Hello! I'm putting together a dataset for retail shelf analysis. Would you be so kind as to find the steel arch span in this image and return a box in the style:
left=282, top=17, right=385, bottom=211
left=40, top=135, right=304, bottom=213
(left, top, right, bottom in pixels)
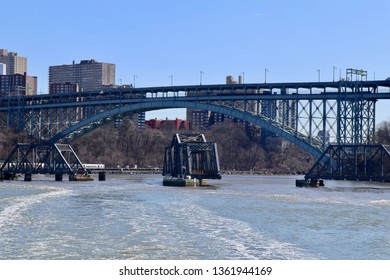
left=4, top=79, right=388, bottom=160
left=49, top=100, right=325, bottom=159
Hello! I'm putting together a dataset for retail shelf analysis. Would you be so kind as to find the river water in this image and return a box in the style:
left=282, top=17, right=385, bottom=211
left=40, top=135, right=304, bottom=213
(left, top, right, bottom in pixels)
left=0, top=174, right=389, bottom=260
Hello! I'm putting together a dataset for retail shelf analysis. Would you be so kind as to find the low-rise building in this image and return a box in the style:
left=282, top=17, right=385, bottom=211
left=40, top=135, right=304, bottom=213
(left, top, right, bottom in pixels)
left=0, top=73, right=37, bottom=96
left=145, top=118, right=189, bottom=130
left=49, top=82, right=80, bottom=94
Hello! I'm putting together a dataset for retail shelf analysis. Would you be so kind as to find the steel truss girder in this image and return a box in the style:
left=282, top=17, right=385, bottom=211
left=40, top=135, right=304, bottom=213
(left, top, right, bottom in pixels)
left=305, top=145, right=390, bottom=182
left=0, top=143, right=87, bottom=175
left=224, top=96, right=374, bottom=149
left=338, top=98, right=375, bottom=145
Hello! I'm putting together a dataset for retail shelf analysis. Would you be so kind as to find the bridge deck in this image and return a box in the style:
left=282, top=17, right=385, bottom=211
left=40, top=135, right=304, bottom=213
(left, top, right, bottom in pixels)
left=2, top=80, right=390, bottom=109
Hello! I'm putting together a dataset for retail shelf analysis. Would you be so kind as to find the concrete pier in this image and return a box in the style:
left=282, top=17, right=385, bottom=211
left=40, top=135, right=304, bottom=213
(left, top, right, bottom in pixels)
left=98, top=171, right=106, bottom=181
left=296, top=179, right=324, bottom=188
left=163, top=177, right=208, bottom=187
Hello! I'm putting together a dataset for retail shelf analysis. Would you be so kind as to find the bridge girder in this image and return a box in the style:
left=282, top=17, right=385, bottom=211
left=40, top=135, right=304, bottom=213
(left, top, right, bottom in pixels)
left=47, top=100, right=325, bottom=159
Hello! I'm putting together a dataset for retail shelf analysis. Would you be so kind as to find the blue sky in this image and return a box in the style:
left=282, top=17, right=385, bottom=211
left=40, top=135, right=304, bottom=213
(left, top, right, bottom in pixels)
left=3, top=0, right=390, bottom=121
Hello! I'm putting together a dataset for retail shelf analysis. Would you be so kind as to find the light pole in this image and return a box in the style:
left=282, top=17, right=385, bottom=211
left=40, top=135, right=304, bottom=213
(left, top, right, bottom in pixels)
left=317, top=69, right=321, bottom=82
left=133, top=74, right=137, bottom=88
left=265, top=68, right=268, bottom=83
left=169, top=75, right=173, bottom=86
left=200, top=71, right=204, bottom=85
left=333, top=66, right=337, bottom=82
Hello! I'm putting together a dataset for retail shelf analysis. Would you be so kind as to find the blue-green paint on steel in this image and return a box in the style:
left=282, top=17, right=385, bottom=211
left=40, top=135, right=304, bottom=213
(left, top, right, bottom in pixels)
left=49, top=100, right=324, bottom=159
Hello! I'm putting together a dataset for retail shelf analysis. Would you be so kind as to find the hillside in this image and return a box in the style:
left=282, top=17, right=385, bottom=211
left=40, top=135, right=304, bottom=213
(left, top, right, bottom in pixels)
left=0, top=121, right=320, bottom=174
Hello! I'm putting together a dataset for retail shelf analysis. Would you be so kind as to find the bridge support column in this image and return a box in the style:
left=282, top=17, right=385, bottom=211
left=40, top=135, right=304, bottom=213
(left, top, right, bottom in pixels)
left=199, top=179, right=208, bottom=186
left=1, top=172, right=16, bottom=180
left=98, top=171, right=106, bottom=181
left=55, top=173, right=63, bottom=181
left=24, top=172, right=32, bottom=182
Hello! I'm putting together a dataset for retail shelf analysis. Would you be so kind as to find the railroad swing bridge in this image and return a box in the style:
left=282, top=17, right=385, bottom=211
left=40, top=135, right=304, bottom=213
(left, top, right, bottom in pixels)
left=162, top=134, right=221, bottom=186
left=0, top=143, right=90, bottom=181
left=304, top=145, right=390, bottom=182
left=1, top=78, right=390, bottom=183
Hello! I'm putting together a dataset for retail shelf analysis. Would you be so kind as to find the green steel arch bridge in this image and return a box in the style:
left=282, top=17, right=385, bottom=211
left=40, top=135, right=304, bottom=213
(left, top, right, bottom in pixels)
left=1, top=79, right=390, bottom=160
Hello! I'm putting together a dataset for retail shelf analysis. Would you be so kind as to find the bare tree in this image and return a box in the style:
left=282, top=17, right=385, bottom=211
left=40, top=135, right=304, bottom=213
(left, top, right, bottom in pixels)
left=375, top=121, right=390, bottom=144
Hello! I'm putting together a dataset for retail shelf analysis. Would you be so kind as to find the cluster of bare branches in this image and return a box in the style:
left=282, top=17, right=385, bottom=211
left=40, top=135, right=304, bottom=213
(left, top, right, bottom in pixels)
left=71, top=120, right=315, bottom=174
left=375, top=121, right=390, bottom=144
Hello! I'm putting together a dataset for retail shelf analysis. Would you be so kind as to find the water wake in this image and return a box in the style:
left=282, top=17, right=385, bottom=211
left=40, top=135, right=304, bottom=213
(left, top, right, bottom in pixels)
left=163, top=200, right=317, bottom=259
left=0, top=186, right=69, bottom=230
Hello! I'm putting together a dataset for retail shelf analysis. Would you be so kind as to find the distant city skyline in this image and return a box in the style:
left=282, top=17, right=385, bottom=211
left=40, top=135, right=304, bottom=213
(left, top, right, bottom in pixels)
left=2, top=0, right=390, bottom=122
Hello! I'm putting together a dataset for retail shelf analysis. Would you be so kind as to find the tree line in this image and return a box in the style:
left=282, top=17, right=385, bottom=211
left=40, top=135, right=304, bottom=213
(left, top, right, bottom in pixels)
left=3, top=119, right=390, bottom=174
left=0, top=120, right=315, bottom=174
left=72, top=120, right=319, bottom=174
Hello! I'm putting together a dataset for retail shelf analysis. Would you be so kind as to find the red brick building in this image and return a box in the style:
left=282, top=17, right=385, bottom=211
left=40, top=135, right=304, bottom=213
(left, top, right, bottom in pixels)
left=145, top=118, right=189, bottom=130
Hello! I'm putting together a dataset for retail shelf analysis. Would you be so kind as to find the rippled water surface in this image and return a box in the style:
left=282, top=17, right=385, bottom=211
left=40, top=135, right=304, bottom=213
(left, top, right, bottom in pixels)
left=1, top=174, right=390, bottom=259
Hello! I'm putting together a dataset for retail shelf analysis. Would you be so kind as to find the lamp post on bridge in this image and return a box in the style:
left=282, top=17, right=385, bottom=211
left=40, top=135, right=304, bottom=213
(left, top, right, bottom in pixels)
left=169, top=75, right=173, bottom=86
left=133, top=74, right=137, bottom=88
left=317, top=69, right=321, bottom=82
left=264, top=68, right=269, bottom=83
left=200, top=71, right=204, bottom=85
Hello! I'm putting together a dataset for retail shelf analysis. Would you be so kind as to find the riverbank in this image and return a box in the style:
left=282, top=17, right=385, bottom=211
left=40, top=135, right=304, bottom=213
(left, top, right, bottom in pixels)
left=87, top=168, right=305, bottom=176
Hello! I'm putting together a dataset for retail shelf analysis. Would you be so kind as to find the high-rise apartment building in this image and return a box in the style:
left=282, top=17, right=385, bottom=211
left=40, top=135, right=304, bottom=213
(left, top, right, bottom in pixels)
left=47, top=59, right=146, bottom=128
left=48, top=59, right=115, bottom=93
left=0, top=49, right=27, bottom=75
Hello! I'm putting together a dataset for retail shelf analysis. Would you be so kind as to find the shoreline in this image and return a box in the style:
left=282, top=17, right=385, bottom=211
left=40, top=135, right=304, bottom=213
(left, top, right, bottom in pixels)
left=88, top=168, right=305, bottom=176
